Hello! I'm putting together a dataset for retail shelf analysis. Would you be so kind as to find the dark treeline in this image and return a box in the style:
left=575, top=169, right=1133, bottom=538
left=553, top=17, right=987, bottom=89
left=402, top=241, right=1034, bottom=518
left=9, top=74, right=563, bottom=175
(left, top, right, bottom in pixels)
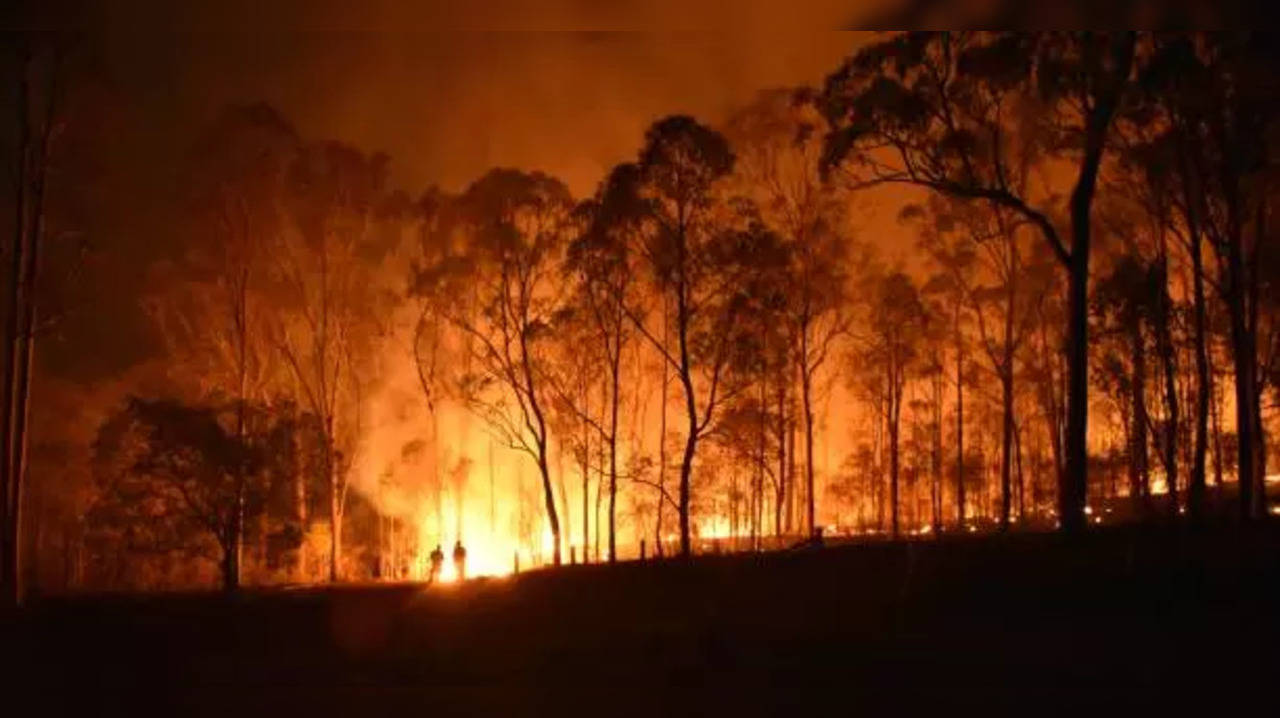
left=2, top=31, right=1278, bottom=602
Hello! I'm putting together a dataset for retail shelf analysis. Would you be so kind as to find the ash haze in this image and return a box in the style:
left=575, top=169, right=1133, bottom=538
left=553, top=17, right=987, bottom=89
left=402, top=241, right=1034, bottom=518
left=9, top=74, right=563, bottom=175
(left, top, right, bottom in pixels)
left=38, top=28, right=869, bottom=379
left=13, top=22, right=883, bottom=584
left=105, top=31, right=864, bottom=195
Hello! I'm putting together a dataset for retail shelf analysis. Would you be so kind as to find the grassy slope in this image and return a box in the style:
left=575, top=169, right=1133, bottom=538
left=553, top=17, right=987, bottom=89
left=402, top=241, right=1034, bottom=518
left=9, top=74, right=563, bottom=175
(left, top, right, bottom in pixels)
left=13, top=522, right=1280, bottom=715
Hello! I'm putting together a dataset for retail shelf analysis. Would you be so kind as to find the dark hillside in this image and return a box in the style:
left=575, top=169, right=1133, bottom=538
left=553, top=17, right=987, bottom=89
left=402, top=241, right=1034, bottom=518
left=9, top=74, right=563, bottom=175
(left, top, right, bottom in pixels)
left=13, top=522, right=1280, bottom=715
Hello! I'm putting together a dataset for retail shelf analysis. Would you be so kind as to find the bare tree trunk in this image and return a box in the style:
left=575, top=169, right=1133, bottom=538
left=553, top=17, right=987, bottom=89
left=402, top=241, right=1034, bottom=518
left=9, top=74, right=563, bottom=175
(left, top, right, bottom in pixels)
left=328, top=438, right=340, bottom=582
left=1062, top=178, right=1096, bottom=534
left=999, top=370, right=1014, bottom=531
left=8, top=266, right=37, bottom=599
left=1249, top=199, right=1267, bottom=518
left=607, top=338, right=620, bottom=562
left=4, top=52, right=57, bottom=605
left=594, top=431, right=603, bottom=562
left=786, top=409, right=796, bottom=533
left=754, top=389, right=765, bottom=551
left=888, top=364, right=901, bottom=540
left=655, top=312, right=667, bottom=557
left=775, top=374, right=786, bottom=539
left=954, top=305, right=965, bottom=530
left=1062, top=239, right=1092, bottom=535
left=294, top=430, right=308, bottom=580
left=229, top=265, right=249, bottom=591
left=1226, top=209, right=1258, bottom=520
left=675, top=266, right=697, bottom=558
left=932, top=367, right=943, bottom=533
left=1154, top=252, right=1180, bottom=516
left=580, top=450, right=589, bottom=564
left=875, top=391, right=885, bottom=531
left=0, top=50, right=31, bottom=607
left=999, top=243, right=1017, bottom=531
left=1014, top=418, right=1026, bottom=520
left=801, top=330, right=817, bottom=538
left=677, top=427, right=696, bottom=557
left=1061, top=34, right=1132, bottom=533
left=1132, top=317, right=1151, bottom=509
left=1187, top=186, right=1210, bottom=520
left=538, top=445, right=563, bottom=566
left=1210, top=360, right=1225, bottom=490
left=580, top=383, right=589, bottom=563
left=1253, top=395, right=1267, bottom=516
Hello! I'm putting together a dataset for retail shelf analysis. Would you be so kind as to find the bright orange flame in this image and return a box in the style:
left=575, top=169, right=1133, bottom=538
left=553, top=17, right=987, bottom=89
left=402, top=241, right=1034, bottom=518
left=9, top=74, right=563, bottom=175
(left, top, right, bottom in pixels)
left=415, top=522, right=523, bottom=583
left=412, top=498, right=561, bottom=584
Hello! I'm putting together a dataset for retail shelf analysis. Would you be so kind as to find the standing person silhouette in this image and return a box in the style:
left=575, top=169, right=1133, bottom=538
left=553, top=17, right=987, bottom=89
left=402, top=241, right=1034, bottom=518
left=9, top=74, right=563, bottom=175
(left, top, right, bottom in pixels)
left=452, top=540, right=467, bottom=581
left=428, top=544, right=444, bottom=583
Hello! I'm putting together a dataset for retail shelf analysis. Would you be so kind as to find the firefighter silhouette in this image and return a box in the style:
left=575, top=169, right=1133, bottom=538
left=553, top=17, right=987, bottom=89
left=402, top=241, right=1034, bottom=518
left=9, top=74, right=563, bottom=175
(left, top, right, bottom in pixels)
left=452, top=540, right=468, bottom=581
left=428, top=544, right=444, bottom=583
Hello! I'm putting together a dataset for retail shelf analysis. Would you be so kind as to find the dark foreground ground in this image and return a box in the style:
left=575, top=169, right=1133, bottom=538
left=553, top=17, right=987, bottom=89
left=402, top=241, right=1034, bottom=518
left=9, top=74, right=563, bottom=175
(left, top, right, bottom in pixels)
left=10, top=522, right=1280, bottom=716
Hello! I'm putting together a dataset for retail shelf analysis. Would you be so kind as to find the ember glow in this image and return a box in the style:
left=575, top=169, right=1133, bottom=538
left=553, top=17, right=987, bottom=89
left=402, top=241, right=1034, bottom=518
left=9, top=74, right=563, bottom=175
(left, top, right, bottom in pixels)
left=1, top=27, right=1277, bottom=606
left=8, top=18, right=1280, bottom=718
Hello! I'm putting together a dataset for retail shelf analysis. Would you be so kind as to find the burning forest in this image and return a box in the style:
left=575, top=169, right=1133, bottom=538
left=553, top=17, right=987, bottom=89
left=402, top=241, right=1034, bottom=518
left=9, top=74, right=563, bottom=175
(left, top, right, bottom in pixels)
left=4, top=18, right=1280, bottom=715
left=4, top=27, right=1280, bottom=594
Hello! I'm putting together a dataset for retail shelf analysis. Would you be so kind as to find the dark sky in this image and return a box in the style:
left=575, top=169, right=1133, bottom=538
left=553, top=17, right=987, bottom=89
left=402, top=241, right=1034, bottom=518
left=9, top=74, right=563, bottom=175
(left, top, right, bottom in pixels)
left=101, top=30, right=862, bottom=195
left=15, top=12, right=870, bottom=385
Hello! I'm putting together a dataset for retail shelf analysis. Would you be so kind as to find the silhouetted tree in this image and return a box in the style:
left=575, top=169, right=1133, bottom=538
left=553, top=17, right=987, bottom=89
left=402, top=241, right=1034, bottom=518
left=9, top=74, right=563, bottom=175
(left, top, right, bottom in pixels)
left=2, top=35, right=74, bottom=606
left=418, top=168, right=574, bottom=566
left=912, top=196, right=1042, bottom=529
left=726, top=88, right=853, bottom=538
left=152, top=103, right=299, bottom=589
left=1094, top=254, right=1159, bottom=508
left=622, top=116, right=742, bottom=557
left=715, top=217, right=792, bottom=542
left=566, top=164, right=644, bottom=562
left=276, top=141, right=390, bottom=581
left=917, top=211, right=977, bottom=529
left=1137, top=33, right=1278, bottom=518
left=854, top=269, right=928, bottom=538
left=89, top=397, right=287, bottom=591
left=823, top=31, right=1138, bottom=532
